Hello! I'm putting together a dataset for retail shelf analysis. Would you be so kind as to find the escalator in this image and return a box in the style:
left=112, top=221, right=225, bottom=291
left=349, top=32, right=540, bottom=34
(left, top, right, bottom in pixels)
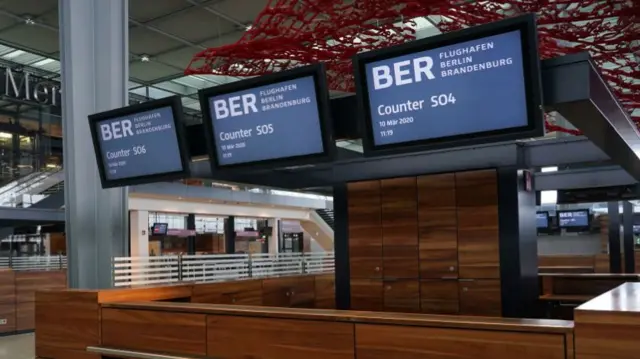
left=0, top=169, right=64, bottom=208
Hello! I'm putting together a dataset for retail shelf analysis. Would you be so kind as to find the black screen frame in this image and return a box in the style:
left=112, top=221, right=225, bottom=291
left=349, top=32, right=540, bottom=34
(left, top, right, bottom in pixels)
left=557, top=209, right=591, bottom=231
left=88, top=96, right=191, bottom=189
left=353, top=13, right=544, bottom=156
left=151, top=223, right=169, bottom=236
left=198, top=63, right=334, bottom=171
left=536, top=211, right=550, bottom=229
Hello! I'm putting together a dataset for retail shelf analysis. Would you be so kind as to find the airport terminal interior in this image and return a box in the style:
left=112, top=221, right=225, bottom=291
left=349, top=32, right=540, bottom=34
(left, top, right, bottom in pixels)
left=0, top=0, right=638, bottom=358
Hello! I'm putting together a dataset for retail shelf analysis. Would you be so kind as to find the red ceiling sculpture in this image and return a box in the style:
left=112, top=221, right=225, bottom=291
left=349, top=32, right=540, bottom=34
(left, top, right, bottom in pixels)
left=185, top=0, right=640, bottom=135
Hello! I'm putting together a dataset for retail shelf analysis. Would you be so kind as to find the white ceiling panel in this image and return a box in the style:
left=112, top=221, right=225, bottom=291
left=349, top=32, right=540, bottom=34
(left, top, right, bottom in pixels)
left=130, top=61, right=182, bottom=82
left=129, top=0, right=190, bottom=22
left=210, top=0, right=269, bottom=24
left=130, top=26, right=185, bottom=55
left=37, top=6, right=59, bottom=28
left=152, top=6, right=236, bottom=43
left=0, top=14, right=19, bottom=29
left=155, top=46, right=201, bottom=70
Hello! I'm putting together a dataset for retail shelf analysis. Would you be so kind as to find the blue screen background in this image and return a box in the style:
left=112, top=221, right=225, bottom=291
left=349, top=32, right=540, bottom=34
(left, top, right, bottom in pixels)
left=364, top=30, right=528, bottom=146
left=96, top=106, right=183, bottom=181
left=536, top=213, right=548, bottom=228
left=207, top=76, right=324, bottom=166
left=559, top=211, right=589, bottom=227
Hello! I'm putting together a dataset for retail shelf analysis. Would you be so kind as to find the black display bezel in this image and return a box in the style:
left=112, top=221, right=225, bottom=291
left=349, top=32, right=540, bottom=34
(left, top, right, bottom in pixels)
left=353, top=13, right=544, bottom=156
left=151, top=222, right=169, bottom=236
left=557, top=209, right=591, bottom=231
left=198, top=63, right=334, bottom=171
left=88, top=96, right=191, bottom=189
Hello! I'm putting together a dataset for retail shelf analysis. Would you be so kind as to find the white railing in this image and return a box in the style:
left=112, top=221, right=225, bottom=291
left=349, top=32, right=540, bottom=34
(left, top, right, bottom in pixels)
left=0, top=255, right=67, bottom=271
left=112, top=252, right=335, bottom=287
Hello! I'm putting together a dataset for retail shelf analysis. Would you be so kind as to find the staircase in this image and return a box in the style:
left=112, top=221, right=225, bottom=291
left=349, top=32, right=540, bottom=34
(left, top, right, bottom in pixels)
left=315, top=209, right=334, bottom=229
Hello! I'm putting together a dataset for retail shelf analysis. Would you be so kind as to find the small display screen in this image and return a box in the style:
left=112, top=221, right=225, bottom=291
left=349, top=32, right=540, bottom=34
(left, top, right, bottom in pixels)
left=558, top=210, right=590, bottom=228
left=536, top=212, right=549, bottom=228
left=151, top=223, right=168, bottom=236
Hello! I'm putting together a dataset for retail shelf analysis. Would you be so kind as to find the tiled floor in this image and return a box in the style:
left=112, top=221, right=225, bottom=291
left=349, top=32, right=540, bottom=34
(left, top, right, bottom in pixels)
left=0, top=333, right=34, bottom=359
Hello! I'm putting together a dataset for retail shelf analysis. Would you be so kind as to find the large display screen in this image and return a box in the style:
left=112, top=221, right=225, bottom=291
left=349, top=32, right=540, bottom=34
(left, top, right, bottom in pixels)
left=558, top=210, right=590, bottom=228
left=354, top=14, right=542, bottom=153
left=89, top=96, right=190, bottom=188
left=199, top=64, right=332, bottom=168
left=536, top=212, right=549, bottom=228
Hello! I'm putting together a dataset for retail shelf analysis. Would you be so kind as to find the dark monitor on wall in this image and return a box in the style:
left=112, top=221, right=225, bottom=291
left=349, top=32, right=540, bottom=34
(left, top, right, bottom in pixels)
left=151, top=223, right=168, bottom=236
left=88, top=96, right=191, bottom=188
left=353, top=14, right=543, bottom=155
left=536, top=211, right=549, bottom=229
left=557, top=209, right=591, bottom=231
left=198, top=63, right=334, bottom=170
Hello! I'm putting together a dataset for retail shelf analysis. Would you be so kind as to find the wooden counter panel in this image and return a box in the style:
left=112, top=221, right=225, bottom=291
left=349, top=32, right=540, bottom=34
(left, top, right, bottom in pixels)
left=207, top=314, right=355, bottom=359
left=315, top=274, right=335, bottom=309
left=355, top=323, right=567, bottom=359
left=383, top=279, right=419, bottom=313
left=417, top=174, right=458, bottom=279
left=36, top=347, right=100, bottom=359
left=97, top=284, right=193, bottom=303
left=351, top=279, right=383, bottom=311
left=538, top=255, right=596, bottom=269
left=16, top=270, right=66, bottom=303
left=457, top=207, right=500, bottom=279
left=101, top=308, right=206, bottom=356
left=575, top=310, right=640, bottom=359
left=0, top=270, right=15, bottom=304
left=35, top=290, right=99, bottom=355
left=420, top=280, right=459, bottom=315
left=348, top=181, right=383, bottom=279
left=550, top=277, right=635, bottom=296
left=16, top=301, right=34, bottom=331
left=191, top=279, right=262, bottom=306
left=459, top=279, right=501, bottom=317
left=0, top=303, right=16, bottom=333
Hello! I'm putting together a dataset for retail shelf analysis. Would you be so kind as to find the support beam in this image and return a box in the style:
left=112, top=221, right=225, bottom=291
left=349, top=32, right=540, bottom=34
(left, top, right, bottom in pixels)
left=60, top=0, right=128, bottom=289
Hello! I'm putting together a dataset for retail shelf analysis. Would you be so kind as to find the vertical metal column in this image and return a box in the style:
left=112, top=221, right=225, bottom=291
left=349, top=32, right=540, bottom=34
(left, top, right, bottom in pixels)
left=186, top=214, right=196, bottom=255
left=622, top=201, right=636, bottom=273
left=224, top=216, right=236, bottom=254
left=59, top=0, right=129, bottom=289
left=607, top=201, right=622, bottom=273
left=333, top=184, right=350, bottom=310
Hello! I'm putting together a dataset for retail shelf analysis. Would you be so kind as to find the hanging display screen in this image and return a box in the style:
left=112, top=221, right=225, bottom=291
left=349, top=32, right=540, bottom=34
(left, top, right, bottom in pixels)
left=536, top=212, right=549, bottom=228
left=558, top=210, right=590, bottom=228
left=199, top=64, right=333, bottom=169
left=354, top=14, right=543, bottom=154
left=89, top=96, right=191, bottom=188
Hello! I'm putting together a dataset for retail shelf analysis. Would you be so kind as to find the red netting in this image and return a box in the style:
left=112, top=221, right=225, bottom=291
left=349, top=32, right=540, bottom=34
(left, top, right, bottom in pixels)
left=185, top=0, right=640, bottom=136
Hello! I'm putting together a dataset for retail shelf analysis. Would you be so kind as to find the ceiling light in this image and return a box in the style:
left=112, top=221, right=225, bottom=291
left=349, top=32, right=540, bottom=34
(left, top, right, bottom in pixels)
left=32, top=58, right=54, bottom=67
left=140, top=55, right=150, bottom=62
left=24, top=17, right=35, bottom=25
left=0, top=132, right=12, bottom=139
left=4, top=50, right=24, bottom=59
left=541, top=166, right=558, bottom=173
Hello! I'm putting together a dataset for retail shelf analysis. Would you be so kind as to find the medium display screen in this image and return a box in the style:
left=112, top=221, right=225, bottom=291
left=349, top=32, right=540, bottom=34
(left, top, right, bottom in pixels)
left=205, top=75, right=325, bottom=166
left=558, top=210, right=590, bottom=228
left=362, top=30, right=528, bottom=147
left=94, top=106, right=184, bottom=181
left=536, top=212, right=549, bottom=228
left=151, top=223, right=168, bottom=236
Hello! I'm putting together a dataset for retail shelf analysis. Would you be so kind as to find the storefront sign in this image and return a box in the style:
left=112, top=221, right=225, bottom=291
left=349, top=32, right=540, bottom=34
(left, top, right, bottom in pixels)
left=1, top=67, right=62, bottom=106
left=354, top=14, right=543, bottom=154
left=88, top=96, right=191, bottom=188
left=199, top=64, right=333, bottom=169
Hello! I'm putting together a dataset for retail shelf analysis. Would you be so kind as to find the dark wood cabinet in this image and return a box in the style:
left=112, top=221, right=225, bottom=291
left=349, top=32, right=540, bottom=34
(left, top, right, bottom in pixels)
left=191, top=279, right=263, bottom=306
left=351, top=278, right=383, bottom=311
left=348, top=181, right=383, bottom=279
left=381, top=178, right=418, bottom=279
left=262, top=276, right=315, bottom=308
left=418, top=174, right=458, bottom=279
left=420, top=279, right=459, bottom=315
left=458, top=279, right=502, bottom=316
left=383, top=279, right=420, bottom=313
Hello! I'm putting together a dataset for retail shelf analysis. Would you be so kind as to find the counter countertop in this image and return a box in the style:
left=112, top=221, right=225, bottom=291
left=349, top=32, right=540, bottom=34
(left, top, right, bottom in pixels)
left=576, top=282, right=640, bottom=313
left=102, top=301, right=574, bottom=334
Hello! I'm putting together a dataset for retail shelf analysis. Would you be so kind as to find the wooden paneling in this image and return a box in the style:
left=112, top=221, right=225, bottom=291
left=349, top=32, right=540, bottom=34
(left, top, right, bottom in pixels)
left=16, top=270, right=66, bottom=303
left=355, top=323, right=567, bottom=359
left=456, top=170, right=500, bottom=279
left=420, top=280, right=459, bottom=315
left=207, top=315, right=355, bottom=359
left=538, top=255, right=596, bottom=268
left=101, top=308, right=207, bottom=356
left=417, top=174, right=458, bottom=279
left=459, top=279, right=502, bottom=317
left=348, top=181, right=383, bottom=278
left=383, top=279, right=420, bottom=313
left=191, top=279, right=262, bottom=306
left=381, top=177, right=418, bottom=278
left=0, top=270, right=15, bottom=304
left=594, top=254, right=610, bottom=273
left=351, top=278, right=383, bottom=311
left=262, top=276, right=315, bottom=308
left=16, top=301, right=34, bottom=331
left=35, top=290, right=99, bottom=358
left=0, top=303, right=16, bottom=333
left=315, top=274, right=335, bottom=309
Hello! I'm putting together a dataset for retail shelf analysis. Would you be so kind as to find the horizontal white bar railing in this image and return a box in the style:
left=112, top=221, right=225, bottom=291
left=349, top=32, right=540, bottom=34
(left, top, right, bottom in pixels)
left=0, top=255, right=67, bottom=271
left=112, top=252, right=335, bottom=287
